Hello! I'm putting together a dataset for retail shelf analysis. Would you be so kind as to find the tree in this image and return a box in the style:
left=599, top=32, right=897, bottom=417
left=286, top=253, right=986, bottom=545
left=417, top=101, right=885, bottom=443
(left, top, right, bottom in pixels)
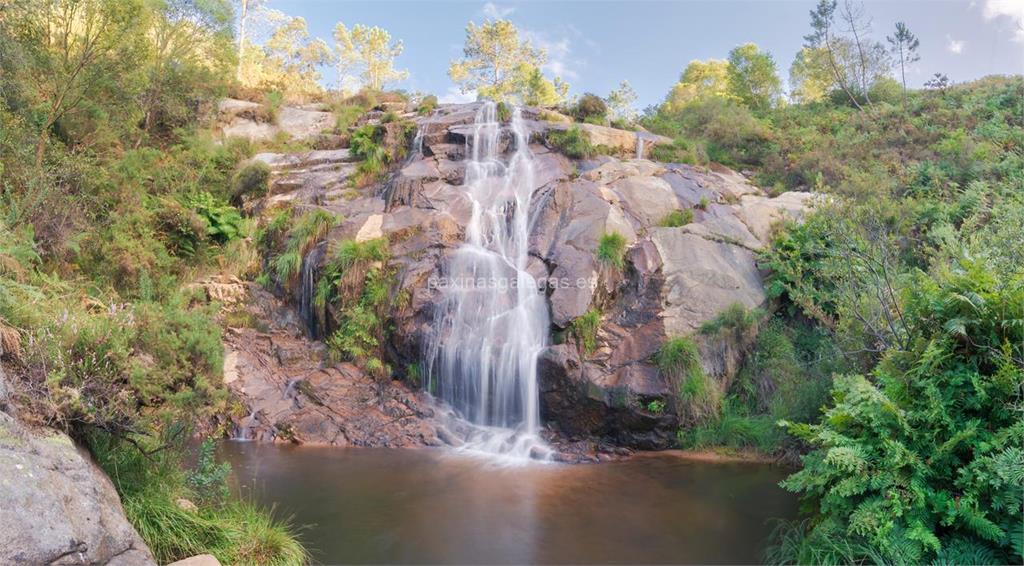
left=518, top=63, right=568, bottom=107
left=663, top=59, right=735, bottom=113
left=606, top=80, right=638, bottom=124
left=924, top=72, right=951, bottom=93
left=789, top=47, right=834, bottom=103
left=235, top=0, right=263, bottom=81
left=804, top=0, right=890, bottom=110
left=240, top=11, right=332, bottom=100
left=886, top=22, right=920, bottom=103
left=805, top=0, right=863, bottom=110
left=333, top=23, right=408, bottom=91
left=448, top=19, right=566, bottom=104
left=7, top=0, right=147, bottom=166
left=726, top=43, right=782, bottom=111
left=139, top=0, right=234, bottom=141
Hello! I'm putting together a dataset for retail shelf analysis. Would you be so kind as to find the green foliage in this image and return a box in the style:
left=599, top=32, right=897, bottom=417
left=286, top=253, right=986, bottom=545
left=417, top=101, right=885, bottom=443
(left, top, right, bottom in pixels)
left=91, top=431, right=306, bottom=566
left=659, top=208, right=694, bottom=227
left=698, top=302, right=764, bottom=337
left=186, top=439, right=231, bottom=503
left=727, top=43, right=782, bottom=111
left=774, top=259, right=1024, bottom=564
left=416, top=94, right=438, bottom=115
left=698, top=196, right=710, bottom=210
left=315, top=238, right=394, bottom=370
left=650, top=137, right=703, bottom=164
left=349, top=124, right=390, bottom=184
left=657, top=336, right=717, bottom=422
left=231, top=161, right=271, bottom=202
left=572, top=93, right=608, bottom=123
left=272, top=209, right=339, bottom=282
left=186, top=192, right=243, bottom=243
left=496, top=101, right=512, bottom=123
left=595, top=232, right=627, bottom=269
left=546, top=126, right=595, bottom=159
left=569, top=308, right=602, bottom=356
left=646, top=399, right=667, bottom=414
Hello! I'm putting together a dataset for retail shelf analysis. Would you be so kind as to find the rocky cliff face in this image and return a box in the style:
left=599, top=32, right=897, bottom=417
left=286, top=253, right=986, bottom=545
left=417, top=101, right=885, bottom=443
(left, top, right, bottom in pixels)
left=0, top=370, right=155, bottom=565
left=227, top=101, right=813, bottom=450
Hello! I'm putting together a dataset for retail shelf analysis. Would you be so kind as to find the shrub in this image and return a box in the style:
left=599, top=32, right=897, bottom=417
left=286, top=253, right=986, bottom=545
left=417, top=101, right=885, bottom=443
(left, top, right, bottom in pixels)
left=416, top=94, right=438, bottom=115
left=496, top=101, right=512, bottom=122
left=697, top=196, right=710, bottom=210
left=547, top=126, right=595, bottom=159
left=262, top=90, right=284, bottom=124
left=569, top=308, right=601, bottom=355
left=650, top=137, right=702, bottom=164
left=573, top=93, right=607, bottom=123
left=774, top=260, right=1024, bottom=564
left=231, top=161, right=271, bottom=202
left=659, top=209, right=694, bottom=227
left=187, top=192, right=243, bottom=243
left=595, top=232, right=627, bottom=269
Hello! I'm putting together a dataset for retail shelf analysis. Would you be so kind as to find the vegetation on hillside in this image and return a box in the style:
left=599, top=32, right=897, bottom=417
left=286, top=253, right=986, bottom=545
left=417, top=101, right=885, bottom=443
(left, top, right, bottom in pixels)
left=639, top=1, right=1023, bottom=562
left=0, top=0, right=310, bottom=561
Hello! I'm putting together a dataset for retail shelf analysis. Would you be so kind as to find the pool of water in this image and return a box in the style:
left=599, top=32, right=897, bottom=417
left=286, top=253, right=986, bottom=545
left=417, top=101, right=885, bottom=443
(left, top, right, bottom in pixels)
left=220, top=443, right=797, bottom=565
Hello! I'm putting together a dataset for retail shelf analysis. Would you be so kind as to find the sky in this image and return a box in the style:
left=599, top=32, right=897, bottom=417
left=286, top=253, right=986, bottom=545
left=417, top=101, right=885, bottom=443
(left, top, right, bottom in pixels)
left=265, top=0, right=1024, bottom=107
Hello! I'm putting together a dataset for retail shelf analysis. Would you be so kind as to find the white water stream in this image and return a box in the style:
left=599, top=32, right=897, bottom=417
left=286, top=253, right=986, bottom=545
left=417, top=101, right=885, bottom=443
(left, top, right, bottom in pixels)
left=426, top=102, right=551, bottom=461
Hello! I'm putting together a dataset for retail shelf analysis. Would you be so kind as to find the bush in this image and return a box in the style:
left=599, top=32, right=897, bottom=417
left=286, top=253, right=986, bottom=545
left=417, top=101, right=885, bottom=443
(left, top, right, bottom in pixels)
left=774, top=260, right=1024, bottom=564
left=659, top=209, right=694, bottom=227
left=573, top=93, right=607, bottom=123
left=416, top=94, right=438, bottom=115
left=231, top=161, right=271, bottom=202
left=595, top=232, right=627, bottom=269
left=569, top=308, right=601, bottom=355
left=547, top=126, right=595, bottom=159
left=187, top=192, right=243, bottom=243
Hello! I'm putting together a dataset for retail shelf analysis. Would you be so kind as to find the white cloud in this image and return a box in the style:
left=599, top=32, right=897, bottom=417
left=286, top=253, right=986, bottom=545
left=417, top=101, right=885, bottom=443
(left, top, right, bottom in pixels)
left=524, top=30, right=582, bottom=81
left=982, top=0, right=1024, bottom=42
left=481, top=2, right=515, bottom=20
left=946, top=36, right=966, bottom=54
left=439, top=86, right=478, bottom=104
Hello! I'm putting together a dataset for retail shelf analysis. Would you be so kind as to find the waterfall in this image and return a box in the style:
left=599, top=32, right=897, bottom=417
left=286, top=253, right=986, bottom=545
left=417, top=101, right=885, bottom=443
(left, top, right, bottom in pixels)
left=635, top=133, right=645, bottom=159
left=298, top=245, right=324, bottom=338
left=426, top=102, right=551, bottom=460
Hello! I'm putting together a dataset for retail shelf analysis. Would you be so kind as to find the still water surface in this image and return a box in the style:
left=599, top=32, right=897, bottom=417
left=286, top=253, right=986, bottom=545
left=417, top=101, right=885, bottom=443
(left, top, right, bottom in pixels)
left=220, top=443, right=797, bottom=565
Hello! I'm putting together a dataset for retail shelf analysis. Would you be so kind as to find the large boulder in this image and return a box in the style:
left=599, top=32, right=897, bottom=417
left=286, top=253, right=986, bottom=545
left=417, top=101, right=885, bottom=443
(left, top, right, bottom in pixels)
left=0, top=377, right=155, bottom=565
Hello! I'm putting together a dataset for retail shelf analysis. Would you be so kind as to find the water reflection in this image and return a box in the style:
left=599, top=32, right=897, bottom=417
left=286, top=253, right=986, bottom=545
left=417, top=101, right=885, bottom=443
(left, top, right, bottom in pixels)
left=220, top=443, right=797, bottom=565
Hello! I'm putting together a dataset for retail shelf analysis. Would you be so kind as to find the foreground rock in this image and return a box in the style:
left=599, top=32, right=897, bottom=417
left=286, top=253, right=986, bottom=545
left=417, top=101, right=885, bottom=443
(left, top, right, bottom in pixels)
left=0, top=372, right=155, bottom=565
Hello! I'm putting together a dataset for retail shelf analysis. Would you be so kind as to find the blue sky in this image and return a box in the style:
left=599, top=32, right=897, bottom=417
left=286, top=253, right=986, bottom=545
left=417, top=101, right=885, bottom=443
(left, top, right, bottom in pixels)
left=266, top=0, right=1024, bottom=107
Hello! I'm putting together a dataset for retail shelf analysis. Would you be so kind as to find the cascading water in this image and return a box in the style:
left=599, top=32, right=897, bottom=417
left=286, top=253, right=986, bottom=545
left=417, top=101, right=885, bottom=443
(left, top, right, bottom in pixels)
left=426, top=102, right=551, bottom=460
